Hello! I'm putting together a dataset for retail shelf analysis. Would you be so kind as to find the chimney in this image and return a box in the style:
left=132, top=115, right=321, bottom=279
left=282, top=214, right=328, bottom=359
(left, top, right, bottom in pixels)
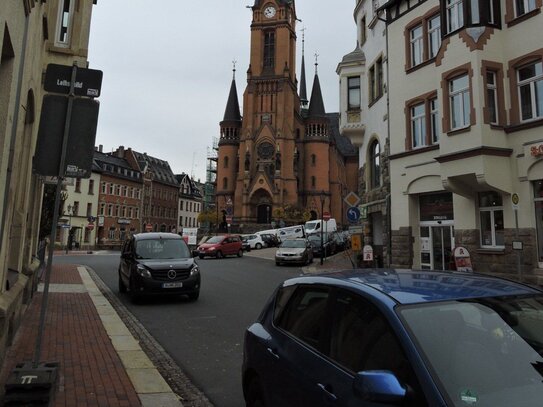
left=99, top=144, right=103, bottom=152
left=118, top=146, right=125, bottom=158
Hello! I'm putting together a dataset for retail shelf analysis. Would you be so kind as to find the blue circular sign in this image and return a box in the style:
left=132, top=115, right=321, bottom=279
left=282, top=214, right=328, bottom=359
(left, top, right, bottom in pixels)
left=347, top=207, right=360, bottom=223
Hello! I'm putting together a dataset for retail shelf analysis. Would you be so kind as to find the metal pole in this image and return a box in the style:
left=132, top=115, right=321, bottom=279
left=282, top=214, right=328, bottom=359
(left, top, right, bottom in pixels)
left=515, top=209, right=522, bottom=281
left=320, top=193, right=324, bottom=266
left=33, top=63, right=78, bottom=367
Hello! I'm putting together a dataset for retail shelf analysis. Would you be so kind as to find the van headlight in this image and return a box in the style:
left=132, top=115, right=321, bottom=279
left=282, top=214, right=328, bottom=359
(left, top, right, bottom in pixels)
left=190, top=265, right=200, bottom=276
left=136, top=264, right=152, bottom=278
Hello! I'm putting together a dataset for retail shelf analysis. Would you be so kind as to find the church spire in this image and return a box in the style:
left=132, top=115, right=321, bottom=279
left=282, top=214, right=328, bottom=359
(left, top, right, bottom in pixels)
left=299, top=27, right=308, bottom=108
left=222, top=62, right=241, bottom=123
left=308, top=53, right=326, bottom=119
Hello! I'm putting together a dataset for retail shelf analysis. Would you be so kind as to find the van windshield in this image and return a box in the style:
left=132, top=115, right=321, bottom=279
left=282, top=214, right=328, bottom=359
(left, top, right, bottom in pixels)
left=135, top=239, right=190, bottom=260
left=306, top=222, right=318, bottom=231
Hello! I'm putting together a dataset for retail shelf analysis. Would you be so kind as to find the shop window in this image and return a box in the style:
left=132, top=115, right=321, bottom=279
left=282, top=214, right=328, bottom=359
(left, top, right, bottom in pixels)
left=479, top=192, right=504, bottom=248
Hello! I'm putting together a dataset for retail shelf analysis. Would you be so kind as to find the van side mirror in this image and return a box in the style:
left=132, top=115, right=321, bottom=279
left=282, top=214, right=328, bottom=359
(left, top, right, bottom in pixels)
left=353, top=371, right=406, bottom=404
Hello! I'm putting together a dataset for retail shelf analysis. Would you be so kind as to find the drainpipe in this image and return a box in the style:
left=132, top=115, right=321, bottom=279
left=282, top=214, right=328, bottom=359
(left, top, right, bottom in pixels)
left=0, top=10, right=31, bottom=273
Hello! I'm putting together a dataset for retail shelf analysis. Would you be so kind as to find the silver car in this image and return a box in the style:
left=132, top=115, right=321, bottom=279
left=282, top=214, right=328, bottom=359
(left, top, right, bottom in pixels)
left=275, top=238, right=313, bottom=266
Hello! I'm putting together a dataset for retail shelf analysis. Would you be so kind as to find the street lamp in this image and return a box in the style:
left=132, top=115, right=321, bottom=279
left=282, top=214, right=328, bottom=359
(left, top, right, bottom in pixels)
left=65, top=204, right=74, bottom=254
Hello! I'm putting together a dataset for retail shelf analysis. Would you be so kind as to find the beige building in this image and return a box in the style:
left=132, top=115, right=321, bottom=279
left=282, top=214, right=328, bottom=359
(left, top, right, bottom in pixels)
left=0, top=0, right=96, bottom=363
left=176, top=173, right=203, bottom=231
left=338, top=0, right=390, bottom=265
left=383, top=0, right=543, bottom=282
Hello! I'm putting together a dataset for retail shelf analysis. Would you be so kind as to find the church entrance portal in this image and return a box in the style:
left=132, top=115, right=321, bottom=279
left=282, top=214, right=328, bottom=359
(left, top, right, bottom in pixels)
left=257, top=204, right=271, bottom=224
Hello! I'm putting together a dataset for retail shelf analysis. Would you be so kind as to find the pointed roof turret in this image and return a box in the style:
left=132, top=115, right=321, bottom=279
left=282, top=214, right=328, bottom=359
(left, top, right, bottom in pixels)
left=308, top=55, right=326, bottom=118
left=222, top=65, right=241, bottom=123
left=299, top=27, right=308, bottom=108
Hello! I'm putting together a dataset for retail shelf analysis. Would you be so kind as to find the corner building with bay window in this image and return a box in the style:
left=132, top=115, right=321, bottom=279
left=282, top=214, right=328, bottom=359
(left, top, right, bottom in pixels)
left=383, top=0, right=543, bottom=282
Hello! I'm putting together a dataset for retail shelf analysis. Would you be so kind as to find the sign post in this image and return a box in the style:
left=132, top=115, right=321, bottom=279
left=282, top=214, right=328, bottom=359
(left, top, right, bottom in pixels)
left=512, top=194, right=522, bottom=281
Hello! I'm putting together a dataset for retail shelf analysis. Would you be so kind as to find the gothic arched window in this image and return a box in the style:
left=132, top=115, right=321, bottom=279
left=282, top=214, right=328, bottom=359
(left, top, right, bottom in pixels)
left=224, top=156, right=229, bottom=169
left=370, top=140, right=381, bottom=189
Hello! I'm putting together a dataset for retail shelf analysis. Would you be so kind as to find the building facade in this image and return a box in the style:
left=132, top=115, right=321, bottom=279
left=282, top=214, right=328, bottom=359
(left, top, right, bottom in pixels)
left=176, top=173, right=203, bottom=231
left=95, top=149, right=143, bottom=248
left=216, top=0, right=358, bottom=228
left=383, top=0, right=543, bottom=282
left=338, top=0, right=390, bottom=266
left=0, top=0, right=96, bottom=363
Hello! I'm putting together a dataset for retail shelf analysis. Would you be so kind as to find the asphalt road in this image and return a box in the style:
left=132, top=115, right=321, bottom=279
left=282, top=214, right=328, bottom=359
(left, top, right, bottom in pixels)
left=54, top=249, right=301, bottom=407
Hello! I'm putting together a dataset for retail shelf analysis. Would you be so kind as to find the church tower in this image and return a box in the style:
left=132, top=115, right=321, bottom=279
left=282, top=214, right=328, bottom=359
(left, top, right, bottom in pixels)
left=220, top=0, right=303, bottom=224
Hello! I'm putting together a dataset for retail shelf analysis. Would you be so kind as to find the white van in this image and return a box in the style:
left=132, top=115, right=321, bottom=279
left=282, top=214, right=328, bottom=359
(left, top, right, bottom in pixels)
left=276, top=225, right=305, bottom=240
left=305, top=219, right=337, bottom=235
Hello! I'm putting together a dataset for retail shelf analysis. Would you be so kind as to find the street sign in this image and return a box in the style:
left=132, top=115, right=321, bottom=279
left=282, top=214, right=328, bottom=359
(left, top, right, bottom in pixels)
left=359, top=205, right=368, bottom=220
left=347, top=207, right=361, bottom=223
left=349, top=226, right=364, bottom=234
left=145, top=224, right=153, bottom=232
left=351, top=234, right=362, bottom=251
left=226, top=215, right=233, bottom=224
left=512, top=193, right=520, bottom=210
left=44, top=64, right=103, bottom=98
left=323, top=212, right=331, bottom=221
left=363, top=245, right=374, bottom=261
left=86, top=223, right=95, bottom=231
left=344, top=192, right=361, bottom=208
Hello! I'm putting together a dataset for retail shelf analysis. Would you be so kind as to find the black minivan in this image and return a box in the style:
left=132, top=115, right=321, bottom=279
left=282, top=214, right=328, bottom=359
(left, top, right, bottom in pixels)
left=118, top=233, right=200, bottom=302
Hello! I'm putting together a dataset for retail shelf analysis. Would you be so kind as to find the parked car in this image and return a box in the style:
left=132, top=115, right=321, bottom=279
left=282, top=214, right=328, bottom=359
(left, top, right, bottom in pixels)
left=196, top=234, right=243, bottom=259
left=275, top=238, right=313, bottom=266
left=243, top=269, right=543, bottom=407
left=307, top=232, right=336, bottom=257
left=118, top=233, right=200, bottom=302
left=258, top=233, right=280, bottom=248
left=242, top=234, right=268, bottom=249
left=241, top=237, right=251, bottom=252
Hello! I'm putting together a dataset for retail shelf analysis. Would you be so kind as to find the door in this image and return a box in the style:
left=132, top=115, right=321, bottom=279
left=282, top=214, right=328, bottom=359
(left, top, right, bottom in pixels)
left=420, top=225, right=454, bottom=270
left=257, top=204, right=271, bottom=224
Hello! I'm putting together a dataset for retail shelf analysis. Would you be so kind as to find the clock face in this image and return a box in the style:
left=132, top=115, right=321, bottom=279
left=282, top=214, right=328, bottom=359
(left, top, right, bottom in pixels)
left=264, top=6, right=276, bottom=18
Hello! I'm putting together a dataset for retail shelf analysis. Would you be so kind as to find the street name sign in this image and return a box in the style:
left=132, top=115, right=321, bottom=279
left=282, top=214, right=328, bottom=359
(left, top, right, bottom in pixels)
left=44, top=64, right=103, bottom=98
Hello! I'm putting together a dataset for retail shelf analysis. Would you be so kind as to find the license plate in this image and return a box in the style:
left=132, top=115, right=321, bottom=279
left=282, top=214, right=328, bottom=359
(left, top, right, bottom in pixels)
left=162, top=282, right=183, bottom=288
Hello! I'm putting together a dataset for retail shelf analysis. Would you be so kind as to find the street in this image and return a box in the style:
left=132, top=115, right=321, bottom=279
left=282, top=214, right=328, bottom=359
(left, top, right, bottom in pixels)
left=54, top=249, right=301, bottom=407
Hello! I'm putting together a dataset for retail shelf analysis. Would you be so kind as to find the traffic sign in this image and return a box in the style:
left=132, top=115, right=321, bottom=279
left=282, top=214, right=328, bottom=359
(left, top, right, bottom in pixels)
left=226, top=215, right=233, bottom=224
left=323, top=212, right=331, bottom=221
left=344, top=192, right=361, bottom=207
left=145, top=224, right=153, bottom=232
left=347, top=207, right=361, bottom=223
left=512, top=193, right=519, bottom=210
left=44, top=64, right=103, bottom=98
left=86, top=223, right=95, bottom=231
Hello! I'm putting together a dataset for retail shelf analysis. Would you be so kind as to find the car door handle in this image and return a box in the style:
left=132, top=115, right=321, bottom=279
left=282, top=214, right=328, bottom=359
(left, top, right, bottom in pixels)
left=266, top=347, right=280, bottom=360
left=317, top=383, right=338, bottom=401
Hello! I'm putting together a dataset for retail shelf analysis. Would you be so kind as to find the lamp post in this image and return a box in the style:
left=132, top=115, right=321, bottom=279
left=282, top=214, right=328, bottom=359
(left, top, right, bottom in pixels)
left=65, top=204, right=74, bottom=254
left=318, top=190, right=326, bottom=266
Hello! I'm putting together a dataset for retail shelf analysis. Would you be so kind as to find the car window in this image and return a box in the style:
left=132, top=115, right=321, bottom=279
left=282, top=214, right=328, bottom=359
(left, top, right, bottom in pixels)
left=329, top=290, right=427, bottom=405
left=275, top=286, right=330, bottom=351
left=206, top=236, right=224, bottom=244
left=135, top=239, right=190, bottom=259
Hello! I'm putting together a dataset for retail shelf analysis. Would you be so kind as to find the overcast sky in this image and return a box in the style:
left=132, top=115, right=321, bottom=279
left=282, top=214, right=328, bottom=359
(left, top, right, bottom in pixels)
left=88, top=1, right=356, bottom=182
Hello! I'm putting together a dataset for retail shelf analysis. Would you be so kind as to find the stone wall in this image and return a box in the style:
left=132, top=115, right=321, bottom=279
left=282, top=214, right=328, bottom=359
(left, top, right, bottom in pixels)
left=391, top=227, right=413, bottom=268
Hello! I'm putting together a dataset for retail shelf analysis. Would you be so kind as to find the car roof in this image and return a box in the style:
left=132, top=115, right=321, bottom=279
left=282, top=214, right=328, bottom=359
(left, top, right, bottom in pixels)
left=133, top=232, right=182, bottom=241
left=284, top=269, right=541, bottom=305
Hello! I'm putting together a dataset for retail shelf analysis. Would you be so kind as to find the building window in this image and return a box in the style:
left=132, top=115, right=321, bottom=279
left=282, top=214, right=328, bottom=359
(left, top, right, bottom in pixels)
left=101, top=182, right=106, bottom=194
left=486, top=71, right=499, bottom=125
left=410, top=25, right=423, bottom=67
left=430, top=97, right=440, bottom=144
left=224, top=156, right=229, bottom=169
left=180, top=201, right=184, bottom=211
left=263, top=31, right=275, bottom=68
left=411, top=103, right=426, bottom=148
left=223, top=177, right=228, bottom=190
left=311, top=154, right=316, bottom=166
left=369, top=57, right=384, bottom=103
left=100, top=204, right=105, bottom=216
left=115, top=205, right=120, bottom=217
left=108, top=227, right=116, bottom=240
left=533, top=181, right=543, bottom=263
left=84, top=228, right=90, bottom=243
left=75, top=179, right=81, bottom=193
left=348, top=77, right=361, bottom=110
left=88, top=180, right=94, bottom=195
left=449, top=74, right=471, bottom=130
left=55, top=0, right=75, bottom=47
left=311, top=176, right=316, bottom=189
left=428, top=15, right=441, bottom=59
left=115, top=185, right=121, bottom=196
left=515, top=0, right=537, bottom=17
left=479, top=192, right=504, bottom=248
left=128, top=207, right=133, bottom=218
left=370, top=140, right=381, bottom=189
left=86, top=203, right=92, bottom=217
left=135, top=208, right=140, bottom=219
left=518, top=61, right=543, bottom=122
left=360, top=16, right=367, bottom=46
left=109, top=183, right=114, bottom=194
left=73, top=201, right=79, bottom=216
left=446, top=0, right=464, bottom=33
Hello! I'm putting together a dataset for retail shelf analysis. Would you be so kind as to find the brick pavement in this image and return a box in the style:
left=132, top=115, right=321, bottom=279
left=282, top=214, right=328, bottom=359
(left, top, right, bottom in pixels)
left=0, top=264, right=181, bottom=407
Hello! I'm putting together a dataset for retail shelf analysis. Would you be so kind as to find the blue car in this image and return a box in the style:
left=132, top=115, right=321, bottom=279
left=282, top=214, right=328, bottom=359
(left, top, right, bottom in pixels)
left=242, top=269, right=543, bottom=407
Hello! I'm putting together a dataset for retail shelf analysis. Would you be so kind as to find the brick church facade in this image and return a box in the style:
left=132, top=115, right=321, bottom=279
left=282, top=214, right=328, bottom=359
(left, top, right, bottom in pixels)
left=216, top=0, right=358, bottom=226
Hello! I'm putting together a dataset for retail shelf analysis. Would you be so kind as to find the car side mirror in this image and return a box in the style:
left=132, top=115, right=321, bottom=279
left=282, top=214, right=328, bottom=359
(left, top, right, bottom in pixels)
left=122, top=252, right=132, bottom=260
left=353, top=371, right=406, bottom=405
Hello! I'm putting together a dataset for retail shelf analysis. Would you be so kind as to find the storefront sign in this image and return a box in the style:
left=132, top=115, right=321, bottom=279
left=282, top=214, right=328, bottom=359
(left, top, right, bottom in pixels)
left=420, top=193, right=454, bottom=222
left=118, top=219, right=131, bottom=225
left=363, top=245, right=374, bottom=261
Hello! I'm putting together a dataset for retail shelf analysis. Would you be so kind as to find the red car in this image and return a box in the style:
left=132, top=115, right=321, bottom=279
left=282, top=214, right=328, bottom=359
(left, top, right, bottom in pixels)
left=196, top=235, right=243, bottom=259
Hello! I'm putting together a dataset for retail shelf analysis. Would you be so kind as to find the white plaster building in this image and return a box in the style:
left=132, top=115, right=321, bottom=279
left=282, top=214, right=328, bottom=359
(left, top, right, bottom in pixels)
left=176, top=174, right=203, bottom=232
left=338, top=0, right=390, bottom=265
left=383, top=0, right=543, bottom=283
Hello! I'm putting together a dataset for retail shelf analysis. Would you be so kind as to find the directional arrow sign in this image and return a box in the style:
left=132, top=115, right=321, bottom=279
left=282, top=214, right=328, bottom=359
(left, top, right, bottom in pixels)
left=347, top=207, right=361, bottom=223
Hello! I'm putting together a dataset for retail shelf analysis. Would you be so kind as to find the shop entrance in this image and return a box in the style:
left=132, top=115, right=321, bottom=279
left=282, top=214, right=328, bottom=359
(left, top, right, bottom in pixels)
left=420, top=223, right=454, bottom=270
